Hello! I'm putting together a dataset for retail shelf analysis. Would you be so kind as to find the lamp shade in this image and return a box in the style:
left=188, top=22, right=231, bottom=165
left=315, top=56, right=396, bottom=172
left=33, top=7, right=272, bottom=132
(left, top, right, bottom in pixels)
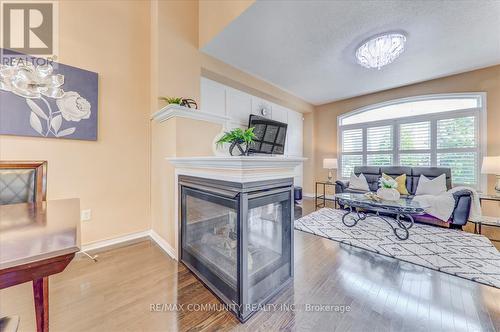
left=481, top=156, right=500, bottom=175
left=323, top=158, right=338, bottom=169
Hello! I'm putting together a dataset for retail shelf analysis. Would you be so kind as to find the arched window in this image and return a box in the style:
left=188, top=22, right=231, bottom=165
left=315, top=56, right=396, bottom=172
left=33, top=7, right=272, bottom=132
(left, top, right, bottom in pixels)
left=338, top=93, right=486, bottom=189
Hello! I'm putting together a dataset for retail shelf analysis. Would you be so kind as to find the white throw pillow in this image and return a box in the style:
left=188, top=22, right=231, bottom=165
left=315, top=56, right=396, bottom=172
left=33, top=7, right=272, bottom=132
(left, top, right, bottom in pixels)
left=348, top=173, right=370, bottom=191
left=415, top=174, right=447, bottom=196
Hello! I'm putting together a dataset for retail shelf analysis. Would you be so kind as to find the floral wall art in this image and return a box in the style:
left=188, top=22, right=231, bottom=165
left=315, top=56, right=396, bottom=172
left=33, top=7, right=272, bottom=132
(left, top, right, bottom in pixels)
left=0, top=52, right=98, bottom=140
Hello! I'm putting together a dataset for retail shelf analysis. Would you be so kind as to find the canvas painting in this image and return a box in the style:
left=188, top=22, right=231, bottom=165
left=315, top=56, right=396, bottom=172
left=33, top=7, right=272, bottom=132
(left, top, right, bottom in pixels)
left=0, top=50, right=98, bottom=140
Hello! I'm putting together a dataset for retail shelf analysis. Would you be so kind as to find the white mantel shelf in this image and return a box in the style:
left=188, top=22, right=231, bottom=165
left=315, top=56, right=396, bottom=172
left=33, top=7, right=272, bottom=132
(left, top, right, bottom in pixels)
left=167, top=156, right=306, bottom=169
left=167, top=156, right=306, bottom=183
left=151, top=104, right=230, bottom=124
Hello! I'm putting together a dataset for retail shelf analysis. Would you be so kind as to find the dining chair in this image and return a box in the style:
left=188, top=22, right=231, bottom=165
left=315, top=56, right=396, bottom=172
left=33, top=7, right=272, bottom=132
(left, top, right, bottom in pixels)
left=0, top=161, right=47, bottom=205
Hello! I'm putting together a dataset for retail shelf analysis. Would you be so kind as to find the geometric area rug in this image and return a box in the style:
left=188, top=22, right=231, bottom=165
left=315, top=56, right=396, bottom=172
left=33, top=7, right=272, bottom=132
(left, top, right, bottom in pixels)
left=295, top=208, right=500, bottom=289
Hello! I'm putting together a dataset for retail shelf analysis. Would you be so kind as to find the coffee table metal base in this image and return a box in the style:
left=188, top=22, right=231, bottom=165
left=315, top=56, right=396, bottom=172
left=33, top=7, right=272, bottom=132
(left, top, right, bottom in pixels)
left=341, top=207, right=414, bottom=240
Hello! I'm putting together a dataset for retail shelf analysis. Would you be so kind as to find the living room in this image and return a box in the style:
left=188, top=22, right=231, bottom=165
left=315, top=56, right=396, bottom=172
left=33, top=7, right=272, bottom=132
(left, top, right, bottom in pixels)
left=0, top=1, right=499, bottom=331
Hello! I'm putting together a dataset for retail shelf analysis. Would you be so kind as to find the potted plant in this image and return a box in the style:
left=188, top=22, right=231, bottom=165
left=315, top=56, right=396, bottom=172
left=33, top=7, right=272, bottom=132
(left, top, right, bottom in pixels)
left=377, top=177, right=400, bottom=201
left=159, top=96, right=183, bottom=105
left=216, top=127, right=256, bottom=156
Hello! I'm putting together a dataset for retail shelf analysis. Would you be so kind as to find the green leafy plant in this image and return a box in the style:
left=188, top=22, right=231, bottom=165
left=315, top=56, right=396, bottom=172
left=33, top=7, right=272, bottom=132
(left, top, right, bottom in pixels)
left=378, top=177, right=398, bottom=189
left=159, top=96, right=183, bottom=105
left=216, top=127, right=256, bottom=147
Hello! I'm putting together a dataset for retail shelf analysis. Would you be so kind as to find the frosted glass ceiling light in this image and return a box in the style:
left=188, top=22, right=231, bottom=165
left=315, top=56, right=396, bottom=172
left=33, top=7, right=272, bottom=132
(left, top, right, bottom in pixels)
left=356, top=33, right=406, bottom=70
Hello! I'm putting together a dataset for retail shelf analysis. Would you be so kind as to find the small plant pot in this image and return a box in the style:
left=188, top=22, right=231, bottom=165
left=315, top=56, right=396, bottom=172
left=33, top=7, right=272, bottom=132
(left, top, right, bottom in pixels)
left=229, top=140, right=250, bottom=156
left=376, top=188, right=400, bottom=201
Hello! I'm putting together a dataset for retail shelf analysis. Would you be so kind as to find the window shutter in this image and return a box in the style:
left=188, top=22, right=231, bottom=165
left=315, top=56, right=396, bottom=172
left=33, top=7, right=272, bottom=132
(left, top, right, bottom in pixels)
left=341, top=155, right=363, bottom=178
left=399, top=122, right=431, bottom=150
left=437, top=152, right=477, bottom=185
left=342, top=129, right=363, bottom=152
left=399, top=154, right=431, bottom=167
left=437, top=116, right=476, bottom=149
left=367, top=126, right=392, bottom=151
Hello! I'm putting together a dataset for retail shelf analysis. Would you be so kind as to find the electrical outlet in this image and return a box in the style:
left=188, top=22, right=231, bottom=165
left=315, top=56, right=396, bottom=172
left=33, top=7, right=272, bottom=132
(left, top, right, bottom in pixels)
left=81, top=209, right=92, bottom=222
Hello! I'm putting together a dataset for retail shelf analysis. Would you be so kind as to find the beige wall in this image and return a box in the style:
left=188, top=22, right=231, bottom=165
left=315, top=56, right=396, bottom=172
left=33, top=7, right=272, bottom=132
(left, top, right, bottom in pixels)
left=305, top=65, right=500, bottom=217
left=155, top=0, right=201, bottom=110
left=199, top=0, right=255, bottom=49
left=0, top=0, right=152, bottom=245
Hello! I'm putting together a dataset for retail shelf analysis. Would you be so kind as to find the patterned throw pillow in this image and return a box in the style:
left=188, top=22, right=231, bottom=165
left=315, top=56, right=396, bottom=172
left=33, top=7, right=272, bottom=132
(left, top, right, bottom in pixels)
left=382, top=173, right=409, bottom=195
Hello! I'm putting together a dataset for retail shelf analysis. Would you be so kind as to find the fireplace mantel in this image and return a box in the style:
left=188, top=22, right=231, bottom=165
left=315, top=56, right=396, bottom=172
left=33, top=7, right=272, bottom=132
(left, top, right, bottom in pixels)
left=167, top=156, right=306, bottom=182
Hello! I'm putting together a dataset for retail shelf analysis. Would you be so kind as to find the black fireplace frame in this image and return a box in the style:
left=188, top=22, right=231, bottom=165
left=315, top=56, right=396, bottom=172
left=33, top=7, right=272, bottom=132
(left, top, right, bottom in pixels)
left=178, top=175, right=294, bottom=322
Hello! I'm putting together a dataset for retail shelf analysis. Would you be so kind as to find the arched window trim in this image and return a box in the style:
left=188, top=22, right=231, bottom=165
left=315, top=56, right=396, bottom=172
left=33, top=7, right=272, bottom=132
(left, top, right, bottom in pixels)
left=336, top=92, right=487, bottom=191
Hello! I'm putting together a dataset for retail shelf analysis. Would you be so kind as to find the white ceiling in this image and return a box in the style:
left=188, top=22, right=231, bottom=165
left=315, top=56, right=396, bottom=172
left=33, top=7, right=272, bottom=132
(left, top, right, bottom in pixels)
left=202, top=0, right=500, bottom=105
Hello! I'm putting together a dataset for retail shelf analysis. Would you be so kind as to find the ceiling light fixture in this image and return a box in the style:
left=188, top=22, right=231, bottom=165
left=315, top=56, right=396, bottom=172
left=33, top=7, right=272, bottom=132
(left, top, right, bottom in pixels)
left=356, top=33, right=406, bottom=70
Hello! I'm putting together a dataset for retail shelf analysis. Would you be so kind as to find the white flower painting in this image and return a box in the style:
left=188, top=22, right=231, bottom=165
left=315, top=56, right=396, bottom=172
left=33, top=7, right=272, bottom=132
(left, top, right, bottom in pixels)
left=0, top=55, right=98, bottom=140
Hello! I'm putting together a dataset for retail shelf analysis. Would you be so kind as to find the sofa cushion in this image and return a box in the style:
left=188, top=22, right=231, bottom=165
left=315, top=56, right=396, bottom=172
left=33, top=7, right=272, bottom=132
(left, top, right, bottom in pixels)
left=382, top=172, right=410, bottom=195
left=411, top=167, right=451, bottom=194
left=348, top=173, right=370, bottom=191
left=415, top=174, right=447, bottom=195
left=380, top=166, right=412, bottom=193
left=354, top=166, right=380, bottom=192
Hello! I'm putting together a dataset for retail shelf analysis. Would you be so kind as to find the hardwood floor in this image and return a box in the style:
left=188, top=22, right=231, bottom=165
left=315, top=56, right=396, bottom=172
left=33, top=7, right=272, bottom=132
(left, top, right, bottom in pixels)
left=1, top=199, right=499, bottom=331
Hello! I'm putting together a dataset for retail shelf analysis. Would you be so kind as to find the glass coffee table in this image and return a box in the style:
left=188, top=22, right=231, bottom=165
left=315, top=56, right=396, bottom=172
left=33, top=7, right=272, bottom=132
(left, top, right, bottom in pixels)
left=334, top=193, right=428, bottom=240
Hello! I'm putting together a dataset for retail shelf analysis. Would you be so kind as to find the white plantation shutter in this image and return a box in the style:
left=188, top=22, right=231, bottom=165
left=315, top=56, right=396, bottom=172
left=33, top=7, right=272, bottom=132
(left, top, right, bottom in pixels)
left=398, top=121, right=431, bottom=167
left=366, top=125, right=393, bottom=166
left=437, top=117, right=476, bottom=149
left=437, top=152, right=477, bottom=185
left=341, top=129, right=363, bottom=177
left=436, top=117, right=477, bottom=185
left=399, top=122, right=430, bottom=150
left=367, top=154, right=393, bottom=166
left=399, top=154, right=431, bottom=167
left=341, top=155, right=362, bottom=178
left=367, top=126, right=392, bottom=151
left=342, top=129, right=363, bottom=152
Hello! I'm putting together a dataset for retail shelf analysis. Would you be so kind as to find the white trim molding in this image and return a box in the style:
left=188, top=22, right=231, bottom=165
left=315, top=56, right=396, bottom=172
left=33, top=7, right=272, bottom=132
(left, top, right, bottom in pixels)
left=149, top=230, right=177, bottom=260
left=80, top=230, right=177, bottom=261
left=167, top=156, right=306, bottom=170
left=151, top=104, right=230, bottom=124
left=81, top=230, right=151, bottom=252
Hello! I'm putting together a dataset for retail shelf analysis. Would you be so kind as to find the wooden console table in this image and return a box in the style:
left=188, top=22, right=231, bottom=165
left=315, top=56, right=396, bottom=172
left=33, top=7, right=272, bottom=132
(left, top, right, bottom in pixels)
left=0, top=199, right=80, bottom=332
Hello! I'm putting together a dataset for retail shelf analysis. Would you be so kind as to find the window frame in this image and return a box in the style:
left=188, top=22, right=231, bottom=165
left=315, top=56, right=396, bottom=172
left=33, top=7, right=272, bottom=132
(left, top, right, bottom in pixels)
left=337, top=93, right=487, bottom=190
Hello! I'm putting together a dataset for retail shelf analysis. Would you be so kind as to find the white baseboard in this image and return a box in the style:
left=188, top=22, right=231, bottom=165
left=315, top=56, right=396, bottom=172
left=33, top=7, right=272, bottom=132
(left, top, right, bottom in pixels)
left=81, top=230, right=151, bottom=252
left=150, top=230, right=177, bottom=260
left=80, top=229, right=177, bottom=261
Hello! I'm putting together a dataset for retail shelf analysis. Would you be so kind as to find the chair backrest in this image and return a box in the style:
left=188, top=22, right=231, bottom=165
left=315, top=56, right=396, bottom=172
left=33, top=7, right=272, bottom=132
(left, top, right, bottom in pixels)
left=354, top=165, right=452, bottom=195
left=0, top=161, right=47, bottom=205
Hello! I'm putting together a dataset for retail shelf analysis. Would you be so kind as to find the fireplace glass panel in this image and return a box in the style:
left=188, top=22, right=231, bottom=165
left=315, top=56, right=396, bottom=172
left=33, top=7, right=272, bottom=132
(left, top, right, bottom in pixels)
left=246, top=192, right=292, bottom=307
left=182, top=187, right=239, bottom=302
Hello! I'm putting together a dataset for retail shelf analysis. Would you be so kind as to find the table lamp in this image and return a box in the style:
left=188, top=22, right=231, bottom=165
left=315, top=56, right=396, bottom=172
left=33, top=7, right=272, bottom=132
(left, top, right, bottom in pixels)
left=323, top=158, right=338, bottom=183
left=481, top=156, right=500, bottom=196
